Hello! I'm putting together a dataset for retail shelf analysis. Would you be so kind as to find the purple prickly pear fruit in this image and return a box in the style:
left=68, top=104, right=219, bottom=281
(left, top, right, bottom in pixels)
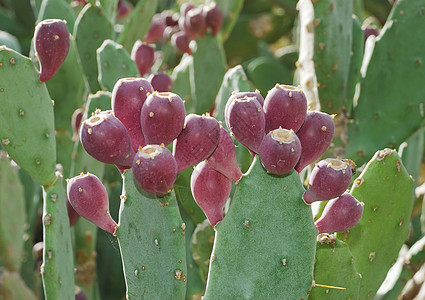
left=140, top=91, right=186, bottom=146
left=186, top=6, right=207, bottom=37
left=71, top=108, right=83, bottom=142
left=75, top=286, right=88, bottom=300
left=66, top=197, right=80, bottom=226
left=112, top=78, right=154, bottom=152
left=80, top=110, right=134, bottom=167
left=164, top=11, right=179, bottom=27
left=132, top=145, right=177, bottom=197
left=303, top=158, right=353, bottom=204
left=263, top=84, right=307, bottom=133
left=117, top=0, right=131, bottom=19
left=204, top=2, right=223, bottom=36
left=171, top=31, right=192, bottom=55
left=149, top=72, right=173, bottom=92
left=225, top=94, right=266, bottom=154
left=259, top=127, right=301, bottom=175
left=363, top=25, right=380, bottom=46
left=144, top=14, right=166, bottom=44
left=34, top=19, right=70, bottom=82
left=173, top=113, right=220, bottom=173
left=131, top=41, right=155, bottom=76
left=180, top=3, right=195, bottom=17
left=314, top=192, right=364, bottom=233
left=294, top=111, right=335, bottom=173
left=207, top=127, right=243, bottom=183
left=67, top=173, right=118, bottom=234
left=191, top=161, right=232, bottom=226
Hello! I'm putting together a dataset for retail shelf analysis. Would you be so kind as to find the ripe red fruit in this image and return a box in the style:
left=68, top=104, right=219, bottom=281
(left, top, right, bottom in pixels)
left=131, top=41, right=155, bottom=76
left=173, top=113, right=220, bottom=173
left=204, top=2, right=223, bottom=36
left=315, top=193, right=364, bottom=233
left=149, top=72, right=173, bottom=92
left=132, top=145, right=177, bottom=197
left=171, top=31, right=192, bottom=55
left=140, top=91, right=186, bottom=146
left=259, top=128, right=301, bottom=175
left=295, top=111, right=335, bottom=173
left=191, top=161, right=232, bottom=226
left=67, top=173, right=118, bottom=234
left=144, top=14, right=166, bottom=43
left=66, top=197, right=80, bottom=226
left=34, top=19, right=70, bottom=82
left=111, top=78, right=154, bottom=152
left=185, top=6, right=207, bottom=37
left=263, top=84, right=307, bottom=133
left=303, top=159, right=353, bottom=204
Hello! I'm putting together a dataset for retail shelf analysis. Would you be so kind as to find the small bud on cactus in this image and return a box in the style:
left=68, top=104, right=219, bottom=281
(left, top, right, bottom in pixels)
left=80, top=110, right=133, bottom=167
left=140, top=91, right=186, bottom=146
left=34, top=19, right=70, bottom=82
left=204, top=2, right=223, bottom=36
left=186, top=6, right=207, bottom=37
left=171, top=31, right=192, bottom=55
left=207, top=127, right=243, bottom=182
left=149, top=72, right=173, bottom=92
left=315, top=193, right=364, bottom=233
left=225, top=94, right=266, bottom=154
left=295, top=111, right=335, bottom=173
left=263, top=84, right=307, bottom=133
left=191, top=161, right=232, bottom=226
left=173, top=113, right=220, bottom=173
left=259, top=128, right=301, bottom=175
left=132, top=145, right=177, bottom=197
left=131, top=41, right=155, bottom=76
left=303, top=159, right=353, bottom=204
left=67, top=173, right=118, bottom=234
left=111, top=78, right=154, bottom=152
left=144, top=14, right=166, bottom=44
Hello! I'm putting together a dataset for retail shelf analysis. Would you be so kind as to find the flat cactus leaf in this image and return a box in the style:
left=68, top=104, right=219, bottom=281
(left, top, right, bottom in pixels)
left=204, top=157, right=317, bottom=299
left=98, top=0, right=118, bottom=24
left=97, top=39, right=139, bottom=92
left=74, top=4, right=113, bottom=93
left=117, top=0, right=158, bottom=51
left=313, top=0, right=353, bottom=114
left=0, top=47, right=56, bottom=186
left=0, top=30, right=21, bottom=53
left=400, top=127, right=424, bottom=184
left=346, top=0, right=425, bottom=165
left=41, top=172, right=75, bottom=300
left=0, top=271, right=37, bottom=300
left=309, top=234, right=360, bottom=299
left=213, top=65, right=250, bottom=124
left=190, top=34, right=226, bottom=114
left=192, top=219, right=214, bottom=284
left=338, top=149, right=414, bottom=298
left=37, top=0, right=76, bottom=31
left=116, top=169, right=187, bottom=299
left=172, top=54, right=193, bottom=112
left=0, top=154, right=26, bottom=272
left=215, top=0, right=243, bottom=42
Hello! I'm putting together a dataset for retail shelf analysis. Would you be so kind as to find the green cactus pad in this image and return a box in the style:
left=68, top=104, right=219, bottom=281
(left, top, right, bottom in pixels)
left=338, top=149, right=414, bottom=298
left=0, top=154, right=26, bottom=272
left=192, top=219, right=215, bottom=284
left=37, top=0, right=76, bottom=31
left=98, top=0, right=118, bottom=24
left=0, top=271, right=37, bottom=300
left=117, top=0, right=158, bottom=51
left=41, top=172, right=75, bottom=300
left=74, top=4, right=113, bottom=93
left=0, top=47, right=56, bottom=185
left=116, top=169, right=187, bottom=299
left=172, top=54, right=193, bottom=112
left=309, top=234, right=360, bottom=299
left=204, top=157, right=317, bottom=299
left=215, top=0, right=244, bottom=42
left=346, top=0, right=425, bottom=165
left=0, top=30, right=21, bottom=53
left=313, top=0, right=353, bottom=114
left=97, top=39, right=139, bottom=92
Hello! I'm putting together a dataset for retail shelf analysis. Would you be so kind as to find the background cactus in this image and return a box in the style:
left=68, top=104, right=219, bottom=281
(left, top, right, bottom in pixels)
left=0, top=0, right=424, bottom=298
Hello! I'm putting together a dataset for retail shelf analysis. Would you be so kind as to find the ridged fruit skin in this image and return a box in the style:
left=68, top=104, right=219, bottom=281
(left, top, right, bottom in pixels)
left=34, top=19, right=70, bottom=82
left=79, top=110, right=133, bottom=166
left=191, top=161, right=232, bottom=226
left=67, top=173, right=117, bottom=234
left=173, top=114, right=220, bottom=173
left=204, top=2, right=223, bottom=36
left=207, top=127, right=243, bottom=182
left=225, top=94, right=265, bottom=154
left=132, top=145, right=177, bottom=197
left=144, top=14, right=166, bottom=44
left=295, top=111, right=335, bottom=173
left=171, top=31, right=192, bottom=55
left=263, top=84, right=307, bottom=133
left=131, top=41, right=155, bottom=76
left=303, top=158, right=353, bottom=204
left=315, top=193, right=364, bottom=233
left=186, top=6, right=207, bottom=37
left=140, top=92, right=186, bottom=146
left=149, top=72, right=173, bottom=92
left=111, top=78, right=154, bottom=152
left=259, top=128, right=302, bottom=175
